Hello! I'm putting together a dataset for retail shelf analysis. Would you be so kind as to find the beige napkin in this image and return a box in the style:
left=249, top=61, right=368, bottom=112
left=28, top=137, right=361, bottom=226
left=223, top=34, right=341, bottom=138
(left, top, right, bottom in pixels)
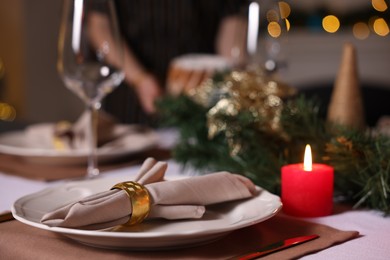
left=24, top=110, right=155, bottom=151
left=41, top=158, right=257, bottom=229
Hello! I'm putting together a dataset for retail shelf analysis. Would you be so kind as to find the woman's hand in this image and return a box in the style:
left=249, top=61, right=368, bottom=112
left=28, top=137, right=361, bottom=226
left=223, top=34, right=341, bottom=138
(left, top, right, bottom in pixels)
left=132, top=73, right=162, bottom=114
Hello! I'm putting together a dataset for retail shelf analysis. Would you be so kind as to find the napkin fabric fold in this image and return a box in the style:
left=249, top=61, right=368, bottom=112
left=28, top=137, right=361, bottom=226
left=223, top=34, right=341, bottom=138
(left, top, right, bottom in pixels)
left=41, top=158, right=257, bottom=229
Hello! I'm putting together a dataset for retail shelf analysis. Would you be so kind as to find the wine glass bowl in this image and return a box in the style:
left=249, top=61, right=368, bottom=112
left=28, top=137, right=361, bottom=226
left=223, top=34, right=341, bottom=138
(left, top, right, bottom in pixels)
left=57, top=0, right=124, bottom=177
left=246, top=0, right=289, bottom=74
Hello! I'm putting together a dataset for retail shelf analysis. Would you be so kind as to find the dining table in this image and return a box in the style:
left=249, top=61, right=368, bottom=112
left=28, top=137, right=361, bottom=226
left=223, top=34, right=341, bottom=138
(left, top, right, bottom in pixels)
left=0, top=127, right=389, bottom=259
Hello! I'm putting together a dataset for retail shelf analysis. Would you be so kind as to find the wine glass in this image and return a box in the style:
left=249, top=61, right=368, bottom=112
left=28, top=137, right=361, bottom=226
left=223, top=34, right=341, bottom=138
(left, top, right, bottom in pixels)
left=246, top=0, right=289, bottom=74
left=57, top=0, right=124, bottom=177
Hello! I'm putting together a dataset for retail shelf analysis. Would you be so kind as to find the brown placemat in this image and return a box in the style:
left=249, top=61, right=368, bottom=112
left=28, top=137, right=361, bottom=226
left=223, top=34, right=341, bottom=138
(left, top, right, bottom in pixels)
left=0, top=213, right=359, bottom=259
left=0, top=148, right=170, bottom=181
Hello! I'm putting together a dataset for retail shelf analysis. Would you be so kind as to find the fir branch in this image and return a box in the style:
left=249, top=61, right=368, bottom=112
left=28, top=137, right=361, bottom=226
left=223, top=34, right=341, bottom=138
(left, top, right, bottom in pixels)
left=281, top=95, right=330, bottom=163
left=157, top=93, right=390, bottom=214
left=326, top=130, right=390, bottom=214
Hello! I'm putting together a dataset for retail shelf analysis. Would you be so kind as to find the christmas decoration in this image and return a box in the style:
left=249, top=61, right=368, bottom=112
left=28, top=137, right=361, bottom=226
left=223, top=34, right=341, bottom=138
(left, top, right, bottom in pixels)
left=327, top=43, right=365, bottom=129
left=157, top=69, right=390, bottom=215
left=189, top=68, right=296, bottom=155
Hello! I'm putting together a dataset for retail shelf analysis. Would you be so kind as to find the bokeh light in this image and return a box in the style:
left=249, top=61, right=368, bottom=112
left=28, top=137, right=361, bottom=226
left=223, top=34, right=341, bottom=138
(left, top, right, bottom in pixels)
left=372, top=0, right=388, bottom=12
left=353, top=22, right=370, bottom=39
left=373, top=18, right=389, bottom=36
left=0, top=103, right=16, bottom=121
left=279, top=1, right=291, bottom=19
left=285, top=18, right=291, bottom=31
left=268, top=21, right=282, bottom=38
left=322, top=15, right=340, bottom=33
left=266, top=10, right=279, bottom=22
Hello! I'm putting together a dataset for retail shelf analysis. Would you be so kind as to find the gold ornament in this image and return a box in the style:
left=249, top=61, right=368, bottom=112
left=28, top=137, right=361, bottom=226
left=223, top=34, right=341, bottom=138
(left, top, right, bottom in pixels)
left=188, top=67, right=296, bottom=155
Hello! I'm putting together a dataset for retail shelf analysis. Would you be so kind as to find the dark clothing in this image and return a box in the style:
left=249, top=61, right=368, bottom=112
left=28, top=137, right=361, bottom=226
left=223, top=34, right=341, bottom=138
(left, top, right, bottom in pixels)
left=104, top=0, right=245, bottom=124
left=115, top=0, right=243, bottom=83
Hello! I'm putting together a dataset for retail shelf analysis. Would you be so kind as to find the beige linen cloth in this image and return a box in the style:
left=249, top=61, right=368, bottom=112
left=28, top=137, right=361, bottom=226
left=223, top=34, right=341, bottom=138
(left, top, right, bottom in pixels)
left=41, top=158, right=257, bottom=229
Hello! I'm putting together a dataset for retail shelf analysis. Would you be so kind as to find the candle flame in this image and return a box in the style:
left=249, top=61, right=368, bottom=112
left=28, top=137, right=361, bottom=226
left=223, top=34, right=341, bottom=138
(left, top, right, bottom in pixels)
left=303, top=144, right=312, bottom=171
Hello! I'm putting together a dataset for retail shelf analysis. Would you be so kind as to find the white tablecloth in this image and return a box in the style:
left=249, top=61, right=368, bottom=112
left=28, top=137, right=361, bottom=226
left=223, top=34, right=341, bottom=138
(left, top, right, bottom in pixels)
left=1, top=130, right=389, bottom=259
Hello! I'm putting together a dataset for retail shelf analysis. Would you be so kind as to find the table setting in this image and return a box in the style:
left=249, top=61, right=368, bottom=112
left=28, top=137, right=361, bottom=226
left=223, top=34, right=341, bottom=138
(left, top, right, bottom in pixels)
left=0, top=123, right=389, bottom=259
left=1, top=123, right=388, bottom=259
left=1, top=0, right=390, bottom=259
left=0, top=109, right=162, bottom=180
left=1, top=152, right=364, bottom=259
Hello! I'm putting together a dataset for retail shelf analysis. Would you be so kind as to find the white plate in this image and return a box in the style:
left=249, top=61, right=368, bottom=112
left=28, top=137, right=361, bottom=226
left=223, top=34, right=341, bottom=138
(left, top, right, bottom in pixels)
left=12, top=176, right=282, bottom=250
left=0, top=127, right=158, bottom=165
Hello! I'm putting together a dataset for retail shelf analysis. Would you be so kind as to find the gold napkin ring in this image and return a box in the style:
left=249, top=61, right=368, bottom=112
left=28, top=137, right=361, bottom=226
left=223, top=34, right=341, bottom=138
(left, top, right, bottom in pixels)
left=111, top=181, right=151, bottom=225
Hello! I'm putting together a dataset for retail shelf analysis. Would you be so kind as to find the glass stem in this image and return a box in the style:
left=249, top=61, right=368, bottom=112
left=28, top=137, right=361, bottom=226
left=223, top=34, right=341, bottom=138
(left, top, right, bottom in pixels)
left=86, top=102, right=100, bottom=178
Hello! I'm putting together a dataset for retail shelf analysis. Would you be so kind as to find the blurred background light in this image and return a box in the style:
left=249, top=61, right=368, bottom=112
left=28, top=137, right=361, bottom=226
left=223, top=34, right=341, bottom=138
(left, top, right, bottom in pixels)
left=268, top=21, right=282, bottom=38
left=373, top=18, right=389, bottom=36
left=322, top=15, right=340, bottom=33
left=285, top=18, right=291, bottom=31
left=371, top=0, right=388, bottom=12
left=353, top=22, right=370, bottom=39
left=279, top=1, right=291, bottom=19
left=267, top=9, right=280, bottom=22
left=0, top=103, right=16, bottom=121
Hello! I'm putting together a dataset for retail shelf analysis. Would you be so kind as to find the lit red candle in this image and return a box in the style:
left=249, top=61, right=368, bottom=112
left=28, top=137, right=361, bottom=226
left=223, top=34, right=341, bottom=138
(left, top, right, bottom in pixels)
left=281, top=145, right=334, bottom=217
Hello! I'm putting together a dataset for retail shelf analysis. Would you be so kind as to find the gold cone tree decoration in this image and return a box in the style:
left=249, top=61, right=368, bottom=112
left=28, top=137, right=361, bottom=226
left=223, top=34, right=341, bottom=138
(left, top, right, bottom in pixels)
left=327, top=43, right=365, bottom=129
